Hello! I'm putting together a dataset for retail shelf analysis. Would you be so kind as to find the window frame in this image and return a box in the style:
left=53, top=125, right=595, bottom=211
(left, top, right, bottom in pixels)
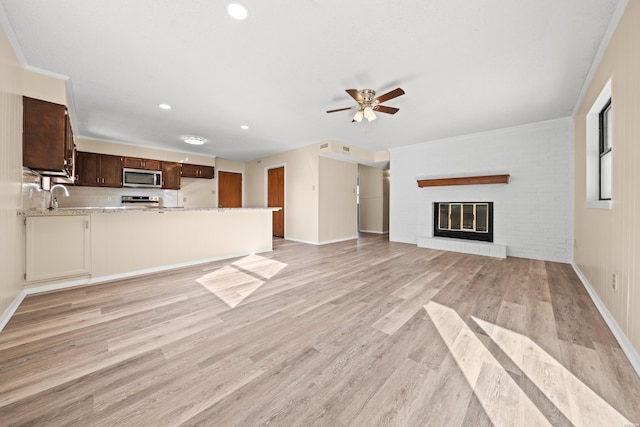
left=599, top=99, right=612, bottom=201
left=585, top=78, right=612, bottom=210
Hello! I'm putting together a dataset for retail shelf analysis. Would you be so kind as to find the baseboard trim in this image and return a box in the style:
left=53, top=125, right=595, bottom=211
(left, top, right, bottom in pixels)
left=0, top=249, right=271, bottom=333
left=319, top=236, right=358, bottom=245
left=284, top=237, right=319, bottom=245
left=571, top=262, right=640, bottom=378
left=285, top=236, right=358, bottom=246
left=358, top=230, right=386, bottom=234
left=0, top=290, right=28, bottom=332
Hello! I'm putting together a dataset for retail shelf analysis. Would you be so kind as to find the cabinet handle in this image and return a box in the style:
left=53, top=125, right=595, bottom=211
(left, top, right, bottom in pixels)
left=96, top=178, right=99, bottom=183
left=102, top=178, right=105, bottom=183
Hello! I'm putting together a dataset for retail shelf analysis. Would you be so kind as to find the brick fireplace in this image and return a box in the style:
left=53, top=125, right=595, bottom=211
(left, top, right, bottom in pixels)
left=416, top=175, right=508, bottom=258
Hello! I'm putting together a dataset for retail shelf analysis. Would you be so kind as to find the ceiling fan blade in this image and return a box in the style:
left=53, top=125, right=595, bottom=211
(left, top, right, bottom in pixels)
left=374, top=88, right=405, bottom=104
left=326, top=106, right=355, bottom=113
left=345, top=89, right=364, bottom=103
left=375, top=105, right=399, bottom=115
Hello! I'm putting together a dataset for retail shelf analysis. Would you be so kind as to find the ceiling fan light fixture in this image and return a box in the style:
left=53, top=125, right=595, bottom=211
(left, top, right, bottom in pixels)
left=364, top=106, right=376, bottom=121
left=353, top=110, right=364, bottom=122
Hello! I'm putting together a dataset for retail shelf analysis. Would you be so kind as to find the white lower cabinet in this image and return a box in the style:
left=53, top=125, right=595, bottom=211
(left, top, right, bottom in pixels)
left=25, top=215, right=91, bottom=282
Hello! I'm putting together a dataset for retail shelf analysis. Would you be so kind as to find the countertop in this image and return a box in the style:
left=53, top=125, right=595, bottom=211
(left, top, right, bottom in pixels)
left=20, top=207, right=281, bottom=216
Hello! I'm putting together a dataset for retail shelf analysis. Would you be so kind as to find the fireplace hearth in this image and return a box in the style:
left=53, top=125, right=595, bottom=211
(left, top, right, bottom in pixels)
left=433, top=202, right=493, bottom=242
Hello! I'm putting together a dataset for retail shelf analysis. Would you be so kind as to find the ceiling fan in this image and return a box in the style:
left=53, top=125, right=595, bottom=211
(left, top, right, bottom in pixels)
left=326, top=88, right=405, bottom=122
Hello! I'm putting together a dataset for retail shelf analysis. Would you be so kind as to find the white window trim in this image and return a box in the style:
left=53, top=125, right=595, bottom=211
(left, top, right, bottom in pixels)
left=585, top=78, right=612, bottom=210
left=586, top=200, right=612, bottom=209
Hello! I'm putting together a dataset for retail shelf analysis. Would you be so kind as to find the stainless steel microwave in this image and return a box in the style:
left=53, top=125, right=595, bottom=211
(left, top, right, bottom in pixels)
left=122, top=168, right=163, bottom=188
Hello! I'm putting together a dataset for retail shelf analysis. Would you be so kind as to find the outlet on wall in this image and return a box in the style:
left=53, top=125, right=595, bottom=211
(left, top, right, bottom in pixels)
left=183, top=197, right=187, bottom=203
left=612, top=273, right=618, bottom=290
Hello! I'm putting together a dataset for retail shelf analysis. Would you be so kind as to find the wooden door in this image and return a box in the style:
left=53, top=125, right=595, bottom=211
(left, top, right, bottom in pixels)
left=218, top=171, right=242, bottom=208
left=268, top=167, right=284, bottom=237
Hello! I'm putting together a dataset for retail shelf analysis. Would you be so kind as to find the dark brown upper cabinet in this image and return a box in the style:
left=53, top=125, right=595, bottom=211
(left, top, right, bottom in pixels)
left=181, top=163, right=214, bottom=179
left=123, top=157, right=161, bottom=171
left=162, top=162, right=181, bottom=189
left=76, top=152, right=123, bottom=187
left=23, top=97, right=75, bottom=178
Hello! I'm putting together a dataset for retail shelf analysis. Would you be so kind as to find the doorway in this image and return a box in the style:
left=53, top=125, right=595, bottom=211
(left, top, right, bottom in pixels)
left=218, top=171, right=242, bottom=208
left=267, top=166, right=285, bottom=237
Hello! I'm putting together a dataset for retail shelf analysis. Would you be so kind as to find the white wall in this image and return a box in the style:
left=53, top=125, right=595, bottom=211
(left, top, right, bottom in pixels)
left=390, top=118, right=574, bottom=262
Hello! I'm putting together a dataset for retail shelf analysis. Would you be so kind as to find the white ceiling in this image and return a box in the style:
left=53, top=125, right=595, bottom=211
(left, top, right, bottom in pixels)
left=0, top=0, right=622, bottom=161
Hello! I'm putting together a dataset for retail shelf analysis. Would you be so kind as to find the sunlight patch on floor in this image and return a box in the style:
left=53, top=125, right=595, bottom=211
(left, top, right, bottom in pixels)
left=425, top=301, right=551, bottom=426
left=472, top=315, right=631, bottom=426
left=425, top=301, right=632, bottom=427
left=197, top=255, right=288, bottom=307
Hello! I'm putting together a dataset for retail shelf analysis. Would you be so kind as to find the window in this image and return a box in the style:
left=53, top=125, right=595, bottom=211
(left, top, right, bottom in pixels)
left=586, top=79, right=612, bottom=209
left=599, top=100, right=612, bottom=200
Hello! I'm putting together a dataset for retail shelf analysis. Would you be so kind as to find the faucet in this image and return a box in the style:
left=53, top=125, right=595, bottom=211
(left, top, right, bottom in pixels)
left=48, top=184, right=70, bottom=210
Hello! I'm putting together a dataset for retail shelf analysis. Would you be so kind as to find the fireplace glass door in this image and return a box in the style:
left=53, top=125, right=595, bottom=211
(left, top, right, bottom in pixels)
left=434, top=202, right=493, bottom=242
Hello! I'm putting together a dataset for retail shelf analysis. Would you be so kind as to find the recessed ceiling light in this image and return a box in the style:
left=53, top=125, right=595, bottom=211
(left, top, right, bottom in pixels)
left=181, top=135, right=207, bottom=145
left=158, top=103, right=171, bottom=110
left=240, top=125, right=249, bottom=130
left=227, top=2, right=248, bottom=20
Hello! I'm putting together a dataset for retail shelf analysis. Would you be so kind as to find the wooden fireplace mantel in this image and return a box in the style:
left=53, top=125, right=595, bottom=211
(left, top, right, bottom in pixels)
left=417, top=174, right=510, bottom=188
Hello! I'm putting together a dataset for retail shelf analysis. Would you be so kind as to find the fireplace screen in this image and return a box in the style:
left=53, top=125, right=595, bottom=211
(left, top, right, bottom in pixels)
left=434, top=202, right=493, bottom=242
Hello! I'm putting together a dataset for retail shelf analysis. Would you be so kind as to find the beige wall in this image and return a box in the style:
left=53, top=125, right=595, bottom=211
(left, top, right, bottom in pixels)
left=0, top=22, right=24, bottom=320
left=319, top=157, right=357, bottom=242
left=245, top=144, right=320, bottom=243
left=0, top=23, right=68, bottom=322
left=319, top=140, right=390, bottom=166
left=574, top=2, right=640, bottom=354
left=21, top=69, right=67, bottom=106
left=244, top=143, right=364, bottom=244
left=358, top=164, right=385, bottom=233
left=216, top=158, right=245, bottom=173
left=383, top=169, right=390, bottom=232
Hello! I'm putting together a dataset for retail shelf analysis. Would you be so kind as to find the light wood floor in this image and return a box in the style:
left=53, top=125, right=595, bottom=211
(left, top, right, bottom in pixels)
left=0, top=234, right=639, bottom=426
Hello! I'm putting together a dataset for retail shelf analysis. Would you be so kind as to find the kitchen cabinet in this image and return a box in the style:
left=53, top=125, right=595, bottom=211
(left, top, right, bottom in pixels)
left=25, top=215, right=91, bottom=282
left=23, top=97, right=75, bottom=177
left=123, top=157, right=161, bottom=171
left=162, top=161, right=181, bottom=189
left=181, top=163, right=214, bottom=179
left=76, top=151, right=123, bottom=187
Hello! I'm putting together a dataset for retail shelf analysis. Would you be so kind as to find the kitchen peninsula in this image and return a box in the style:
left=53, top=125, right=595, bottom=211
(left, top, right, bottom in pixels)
left=22, top=207, right=279, bottom=290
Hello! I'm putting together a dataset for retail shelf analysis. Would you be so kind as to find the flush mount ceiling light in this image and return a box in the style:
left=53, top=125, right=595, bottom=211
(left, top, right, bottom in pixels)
left=181, top=135, right=207, bottom=145
left=240, top=125, right=249, bottom=130
left=158, top=103, right=171, bottom=110
left=227, top=2, right=248, bottom=20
